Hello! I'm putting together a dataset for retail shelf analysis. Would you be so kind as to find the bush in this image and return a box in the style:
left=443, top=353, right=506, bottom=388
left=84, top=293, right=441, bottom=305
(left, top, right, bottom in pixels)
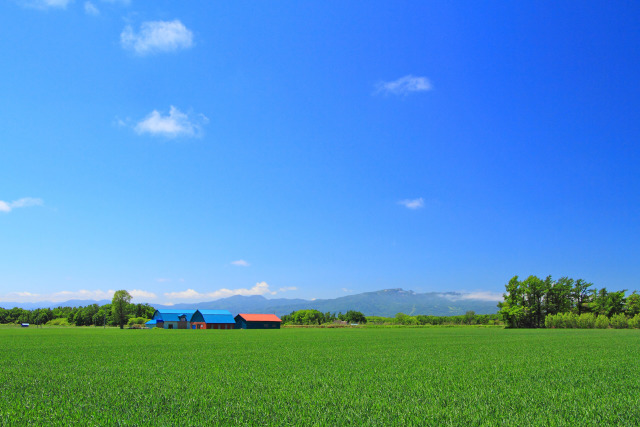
left=577, top=313, right=596, bottom=329
left=46, top=318, right=70, bottom=326
left=546, top=312, right=579, bottom=328
left=595, top=315, right=610, bottom=329
left=127, top=317, right=148, bottom=326
left=610, top=313, right=628, bottom=329
left=544, top=314, right=556, bottom=328
left=628, top=314, right=640, bottom=329
left=561, top=312, right=578, bottom=328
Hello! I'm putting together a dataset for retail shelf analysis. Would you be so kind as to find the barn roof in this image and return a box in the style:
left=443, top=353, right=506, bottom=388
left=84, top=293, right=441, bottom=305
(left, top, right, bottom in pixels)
left=198, top=310, right=235, bottom=324
left=153, top=309, right=197, bottom=322
left=236, top=313, right=282, bottom=322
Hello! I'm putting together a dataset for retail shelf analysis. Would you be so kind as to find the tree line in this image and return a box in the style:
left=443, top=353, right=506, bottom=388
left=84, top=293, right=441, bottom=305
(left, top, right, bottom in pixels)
left=280, top=309, right=500, bottom=326
left=498, top=275, right=640, bottom=328
left=281, top=309, right=367, bottom=325
left=0, top=298, right=154, bottom=328
left=369, top=312, right=501, bottom=326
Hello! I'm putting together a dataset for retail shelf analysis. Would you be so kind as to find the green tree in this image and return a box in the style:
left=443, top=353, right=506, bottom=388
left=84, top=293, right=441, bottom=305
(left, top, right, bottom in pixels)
left=498, top=276, right=526, bottom=328
left=590, top=288, right=626, bottom=317
left=572, top=279, right=593, bottom=315
left=545, top=277, right=573, bottom=316
left=93, top=309, right=107, bottom=326
left=112, top=290, right=132, bottom=329
left=464, top=310, right=476, bottom=325
left=625, top=291, right=640, bottom=316
left=523, top=275, right=549, bottom=328
left=344, top=310, right=366, bottom=324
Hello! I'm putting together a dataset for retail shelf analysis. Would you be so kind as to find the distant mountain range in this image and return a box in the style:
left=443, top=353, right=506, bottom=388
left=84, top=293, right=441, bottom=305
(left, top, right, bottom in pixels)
left=1, top=289, right=501, bottom=317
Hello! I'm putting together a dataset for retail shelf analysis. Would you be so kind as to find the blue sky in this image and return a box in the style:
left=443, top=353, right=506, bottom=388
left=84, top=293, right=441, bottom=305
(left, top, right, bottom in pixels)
left=1, top=1, right=639, bottom=305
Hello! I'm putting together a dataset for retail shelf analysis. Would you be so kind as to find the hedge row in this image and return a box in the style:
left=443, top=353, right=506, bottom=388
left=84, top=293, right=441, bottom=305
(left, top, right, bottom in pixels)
left=545, top=312, right=640, bottom=329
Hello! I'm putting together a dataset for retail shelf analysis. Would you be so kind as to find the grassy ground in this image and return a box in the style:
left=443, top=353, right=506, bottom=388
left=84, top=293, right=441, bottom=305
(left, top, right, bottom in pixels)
left=0, top=327, right=638, bottom=425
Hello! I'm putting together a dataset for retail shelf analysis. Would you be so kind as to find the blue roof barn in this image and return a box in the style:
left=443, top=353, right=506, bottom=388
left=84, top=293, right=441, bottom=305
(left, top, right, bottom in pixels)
left=151, top=309, right=197, bottom=329
left=190, top=310, right=235, bottom=330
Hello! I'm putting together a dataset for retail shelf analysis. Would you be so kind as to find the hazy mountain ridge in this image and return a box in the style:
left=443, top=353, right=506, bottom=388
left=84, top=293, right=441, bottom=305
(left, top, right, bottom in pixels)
left=1, top=289, right=500, bottom=317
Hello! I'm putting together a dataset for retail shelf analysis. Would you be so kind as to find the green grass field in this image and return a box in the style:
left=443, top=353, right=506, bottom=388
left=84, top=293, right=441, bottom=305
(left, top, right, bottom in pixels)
left=1, top=327, right=638, bottom=425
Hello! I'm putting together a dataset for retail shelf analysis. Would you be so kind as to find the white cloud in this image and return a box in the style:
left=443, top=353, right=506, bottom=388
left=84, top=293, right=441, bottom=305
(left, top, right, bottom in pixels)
left=129, top=289, right=157, bottom=299
left=0, top=288, right=157, bottom=304
left=84, top=1, right=99, bottom=15
left=341, top=288, right=353, bottom=293
left=0, top=289, right=114, bottom=303
left=164, top=289, right=202, bottom=300
left=278, top=286, right=297, bottom=292
left=134, top=106, right=207, bottom=138
left=398, top=197, right=424, bottom=209
left=0, top=197, right=44, bottom=213
left=231, top=260, right=250, bottom=267
left=121, top=20, right=193, bottom=55
left=442, top=291, right=504, bottom=302
left=156, top=278, right=171, bottom=283
left=458, top=291, right=504, bottom=301
left=19, top=0, right=72, bottom=9
left=375, top=75, right=432, bottom=96
left=164, top=282, right=281, bottom=301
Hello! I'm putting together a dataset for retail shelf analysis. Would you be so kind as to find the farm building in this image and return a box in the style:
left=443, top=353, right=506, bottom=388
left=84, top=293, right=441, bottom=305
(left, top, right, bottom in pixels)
left=190, top=310, right=235, bottom=330
left=150, top=309, right=197, bottom=329
left=235, top=313, right=282, bottom=329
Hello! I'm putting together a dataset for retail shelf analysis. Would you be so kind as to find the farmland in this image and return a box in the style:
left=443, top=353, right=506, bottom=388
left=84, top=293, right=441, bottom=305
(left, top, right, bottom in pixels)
left=1, top=328, right=639, bottom=425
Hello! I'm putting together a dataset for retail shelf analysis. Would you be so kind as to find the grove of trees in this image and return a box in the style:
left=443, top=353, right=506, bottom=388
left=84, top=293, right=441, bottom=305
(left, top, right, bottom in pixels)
left=367, top=312, right=501, bottom=326
left=498, top=275, right=640, bottom=328
left=281, top=310, right=367, bottom=325
left=0, top=301, right=155, bottom=327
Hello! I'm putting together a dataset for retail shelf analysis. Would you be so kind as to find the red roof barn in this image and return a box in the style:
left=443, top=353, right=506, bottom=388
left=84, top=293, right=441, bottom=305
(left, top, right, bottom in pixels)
left=235, top=313, right=282, bottom=329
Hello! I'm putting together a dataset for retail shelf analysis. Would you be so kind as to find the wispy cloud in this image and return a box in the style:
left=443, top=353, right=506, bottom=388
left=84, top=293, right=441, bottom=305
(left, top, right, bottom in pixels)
left=398, top=197, right=424, bottom=209
left=231, top=260, right=250, bottom=267
left=0, top=289, right=112, bottom=303
left=18, top=0, right=72, bottom=9
left=156, top=278, right=171, bottom=283
left=341, top=287, right=354, bottom=293
left=84, top=1, right=98, bottom=15
left=134, top=106, right=208, bottom=138
left=442, top=291, right=504, bottom=302
left=121, top=20, right=193, bottom=55
left=129, top=289, right=157, bottom=299
left=278, top=286, right=297, bottom=292
left=0, top=197, right=44, bottom=213
left=0, top=288, right=157, bottom=303
left=458, top=291, right=504, bottom=301
left=164, top=282, right=284, bottom=302
left=375, top=75, right=432, bottom=96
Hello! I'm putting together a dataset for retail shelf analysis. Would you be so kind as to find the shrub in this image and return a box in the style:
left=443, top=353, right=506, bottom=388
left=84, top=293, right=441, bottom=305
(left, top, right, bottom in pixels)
left=562, top=312, right=578, bottom=328
left=544, top=314, right=558, bottom=328
left=46, top=318, right=70, bottom=326
left=127, top=317, right=147, bottom=326
left=595, top=315, right=610, bottom=329
left=610, top=313, right=628, bottom=329
left=628, top=314, right=640, bottom=329
left=577, top=313, right=596, bottom=329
